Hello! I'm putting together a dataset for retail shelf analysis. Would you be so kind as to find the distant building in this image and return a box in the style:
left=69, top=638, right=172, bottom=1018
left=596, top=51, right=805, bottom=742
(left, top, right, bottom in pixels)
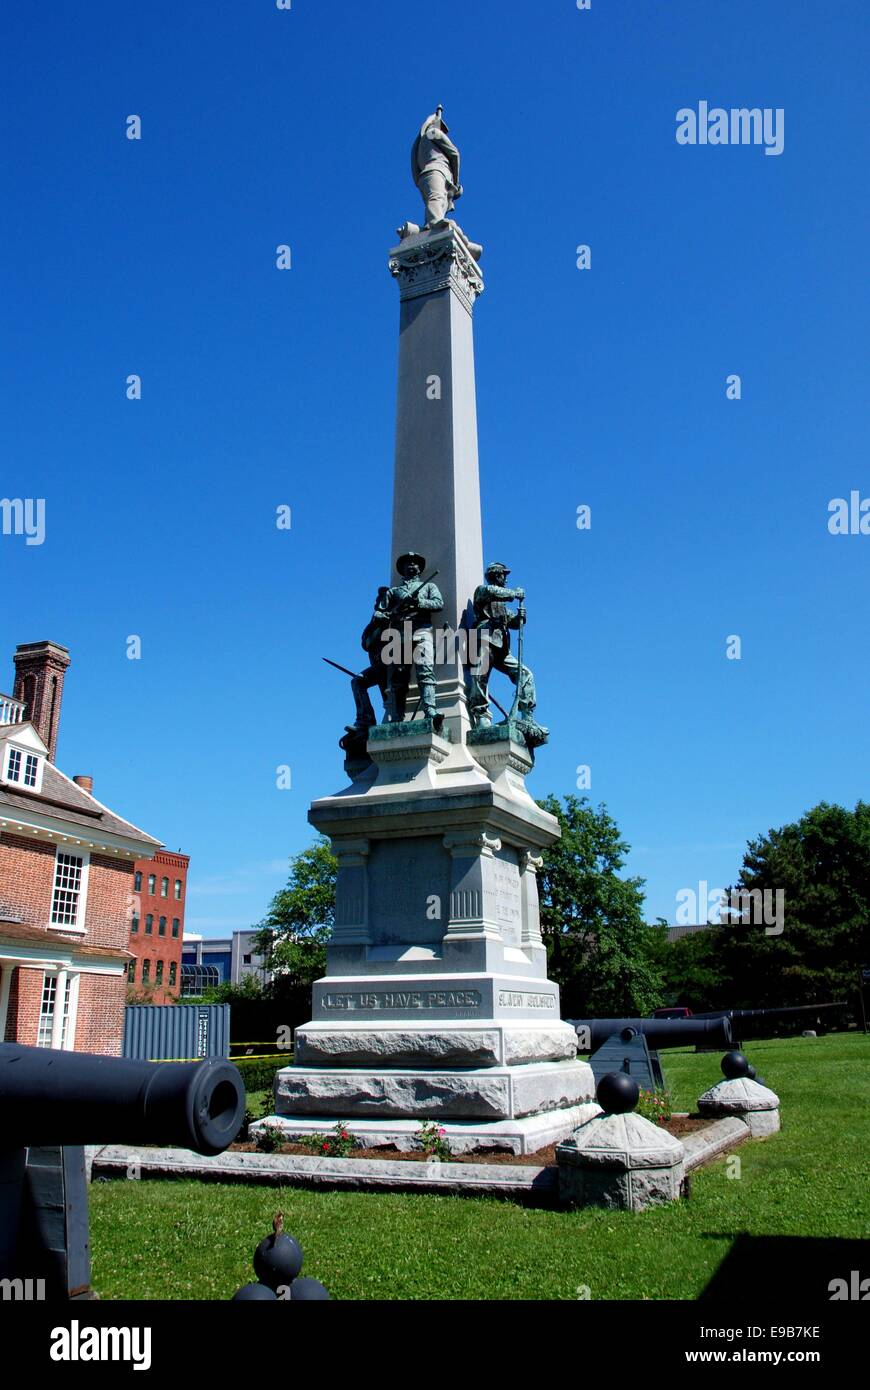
left=666, top=923, right=714, bottom=944
left=126, top=849, right=190, bottom=1003
left=0, top=641, right=161, bottom=1054
left=181, top=930, right=270, bottom=995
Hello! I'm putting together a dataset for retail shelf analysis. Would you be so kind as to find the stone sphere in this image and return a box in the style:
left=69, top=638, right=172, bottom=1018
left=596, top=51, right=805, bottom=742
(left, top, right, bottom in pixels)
left=253, top=1232, right=304, bottom=1291
left=721, top=1050, right=751, bottom=1079
left=291, top=1276, right=331, bottom=1301
left=232, top=1281, right=278, bottom=1301
left=596, top=1071, right=640, bottom=1114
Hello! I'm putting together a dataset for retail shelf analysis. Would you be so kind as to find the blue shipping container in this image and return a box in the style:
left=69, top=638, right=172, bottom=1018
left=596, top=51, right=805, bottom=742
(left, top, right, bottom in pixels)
left=122, top=1003, right=230, bottom=1060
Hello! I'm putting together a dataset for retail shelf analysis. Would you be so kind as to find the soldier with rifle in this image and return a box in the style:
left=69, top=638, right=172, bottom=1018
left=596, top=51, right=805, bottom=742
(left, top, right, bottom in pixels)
left=467, top=561, right=547, bottom=743
left=383, top=552, right=444, bottom=727
left=336, top=585, right=392, bottom=737
left=326, top=555, right=444, bottom=737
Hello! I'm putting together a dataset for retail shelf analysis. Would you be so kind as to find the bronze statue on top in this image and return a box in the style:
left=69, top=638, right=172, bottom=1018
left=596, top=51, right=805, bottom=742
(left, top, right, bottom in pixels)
left=411, top=106, right=462, bottom=230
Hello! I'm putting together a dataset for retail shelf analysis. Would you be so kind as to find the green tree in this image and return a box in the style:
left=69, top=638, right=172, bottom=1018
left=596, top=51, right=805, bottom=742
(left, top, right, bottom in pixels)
left=254, top=837, right=338, bottom=987
left=536, top=794, right=663, bottom=1016
left=663, top=929, right=727, bottom=1011
left=716, top=800, right=870, bottom=1010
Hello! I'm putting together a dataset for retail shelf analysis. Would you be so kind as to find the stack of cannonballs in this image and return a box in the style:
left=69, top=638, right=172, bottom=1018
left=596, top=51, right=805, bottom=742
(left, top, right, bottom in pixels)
left=719, top=1049, right=765, bottom=1086
left=232, top=1213, right=330, bottom=1301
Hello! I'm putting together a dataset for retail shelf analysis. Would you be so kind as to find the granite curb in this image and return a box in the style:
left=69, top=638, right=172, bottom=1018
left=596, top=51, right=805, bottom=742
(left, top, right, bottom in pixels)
left=88, top=1143, right=558, bottom=1201
left=681, top=1115, right=750, bottom=1171
left=87, top=1115, right=754, bottom=1205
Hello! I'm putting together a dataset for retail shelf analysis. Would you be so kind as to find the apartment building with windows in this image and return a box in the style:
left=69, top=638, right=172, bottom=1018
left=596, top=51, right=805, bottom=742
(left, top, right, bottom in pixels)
left=0, top=641, right=161, bottom=1054
left=126, top=849, right=189, bottom=1003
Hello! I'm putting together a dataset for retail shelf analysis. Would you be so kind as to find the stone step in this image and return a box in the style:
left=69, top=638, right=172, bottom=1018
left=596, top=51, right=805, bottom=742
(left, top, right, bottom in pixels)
left=275, top=1058, right=595, bottom=1122
left=294, top=1021, right=579, bottom=1069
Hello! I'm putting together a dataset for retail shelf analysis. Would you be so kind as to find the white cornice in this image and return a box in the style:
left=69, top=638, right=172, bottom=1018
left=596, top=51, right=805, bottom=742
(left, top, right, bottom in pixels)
left=0, top=807, right=154, bottom=859
left=0, top=939, right=127, bottom=974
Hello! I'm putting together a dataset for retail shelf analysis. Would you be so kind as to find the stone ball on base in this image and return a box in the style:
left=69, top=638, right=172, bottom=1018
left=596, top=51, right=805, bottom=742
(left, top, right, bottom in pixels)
left=721, top=1050, right=751, bottom=1080
left=596, top=1071, right=640, bottom=1114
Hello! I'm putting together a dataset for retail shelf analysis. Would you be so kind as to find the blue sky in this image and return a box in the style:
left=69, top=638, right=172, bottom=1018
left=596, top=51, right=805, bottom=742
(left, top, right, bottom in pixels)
left=3, top=0, right=868, bottom=932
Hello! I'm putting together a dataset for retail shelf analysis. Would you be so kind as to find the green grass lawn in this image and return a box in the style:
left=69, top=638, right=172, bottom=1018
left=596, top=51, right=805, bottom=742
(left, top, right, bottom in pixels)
left=89, top=1033, right=870, bottom=1300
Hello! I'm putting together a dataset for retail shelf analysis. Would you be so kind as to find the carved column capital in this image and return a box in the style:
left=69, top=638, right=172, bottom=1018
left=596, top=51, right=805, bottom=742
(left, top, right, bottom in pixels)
left=520, top=850, right=544, bottom=875
left=333, top=838, right=370, bottom=867
left=389, top=224, right=484, bottom=313
left=443, top=830, right=502, bottom=859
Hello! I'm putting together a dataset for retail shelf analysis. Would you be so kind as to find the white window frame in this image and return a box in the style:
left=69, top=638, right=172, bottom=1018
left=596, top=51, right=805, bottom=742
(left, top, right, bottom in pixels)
left=49, top=848, right=90, bottom=933
left=36, top=969, right=79, bottom=1050
left=3, top=743, right=44, bottom=793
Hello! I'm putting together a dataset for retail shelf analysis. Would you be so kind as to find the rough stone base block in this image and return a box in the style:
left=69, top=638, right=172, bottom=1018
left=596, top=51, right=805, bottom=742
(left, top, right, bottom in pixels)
left=697, top=1076, right=781, bottom=1140
left=745, top=1107, right=781, bottom=1138
left=275, top=1059, right=594, bottom=1121
left=556, top=1111, right=686, bottom=1212
left=251, top=1106, right=598, bottom=1157
left=294, top=1021, right=579, bottom=1069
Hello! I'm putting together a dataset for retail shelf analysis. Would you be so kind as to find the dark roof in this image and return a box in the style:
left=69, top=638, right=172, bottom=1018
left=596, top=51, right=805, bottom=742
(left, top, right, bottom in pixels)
left=0, top=761, right=160, bottom=848
left=666, top=923, right=714, bottom=943
left=0, top=919, right=131, bottom=961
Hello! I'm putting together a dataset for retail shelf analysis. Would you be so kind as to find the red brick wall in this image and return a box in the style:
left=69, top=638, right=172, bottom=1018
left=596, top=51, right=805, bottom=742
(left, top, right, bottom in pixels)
left=3, top=965, right=18, bottom=1041
left=74, top=972, right=126, bottom=1056
left=0, top=834, right=56, bottom=924
left=0, top=834, right=133, bottom=948
left=3, top=966, right=43, bottom=1046
left=0, top=831, right=133, bottom=1054
left=128, top=851, right=189, bottom=1004
left=86, top=854, right=136, bottom=950
left=2, top=965, right=125, bottom=1055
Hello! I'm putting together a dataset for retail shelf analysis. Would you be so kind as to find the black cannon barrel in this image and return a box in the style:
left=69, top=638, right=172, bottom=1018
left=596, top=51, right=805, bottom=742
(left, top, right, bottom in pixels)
left=570, top=1016, right=732, bottom=1052
left=0, top=1044, right=245, bottom=1155
left=693, top=1002, right=845, bottom=1023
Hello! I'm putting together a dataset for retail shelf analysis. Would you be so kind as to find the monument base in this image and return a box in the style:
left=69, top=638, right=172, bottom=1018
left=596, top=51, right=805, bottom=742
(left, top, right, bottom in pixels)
left=273, top=1057, right=593, bottom=1122
left=294, top=1019, right=579, bottom=1069
left=252, top=1101, right=599, bottom=1158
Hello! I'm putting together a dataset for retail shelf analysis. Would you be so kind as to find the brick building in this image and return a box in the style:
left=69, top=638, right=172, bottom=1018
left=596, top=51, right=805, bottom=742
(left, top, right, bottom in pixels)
left=127, top=849, right=189, bottom=1003
left=0, top=641, right=161, bottom=1054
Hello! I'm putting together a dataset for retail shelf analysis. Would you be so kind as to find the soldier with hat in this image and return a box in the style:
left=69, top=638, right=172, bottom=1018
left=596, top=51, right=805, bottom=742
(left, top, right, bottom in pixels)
left=467, top=562, right=544, bottom=734
left=383, top=553, right=444, bottom=726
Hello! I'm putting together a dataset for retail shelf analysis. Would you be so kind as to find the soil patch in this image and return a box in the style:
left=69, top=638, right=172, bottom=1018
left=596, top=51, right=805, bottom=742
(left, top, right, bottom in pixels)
left=232, top=1114, right=712, bottom=1165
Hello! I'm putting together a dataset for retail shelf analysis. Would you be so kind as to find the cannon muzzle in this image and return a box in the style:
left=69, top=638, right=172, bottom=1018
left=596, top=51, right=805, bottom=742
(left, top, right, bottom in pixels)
left=0, top=1043, right=245, bottom=1155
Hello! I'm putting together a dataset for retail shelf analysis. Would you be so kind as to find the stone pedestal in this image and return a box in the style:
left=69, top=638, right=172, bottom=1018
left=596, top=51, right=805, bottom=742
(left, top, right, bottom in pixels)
left=257, top=727, right=595, bottom=1154
left=556, top=1111, right=686, bottom=1211
left=697, top=1077, right=781, bottom=1138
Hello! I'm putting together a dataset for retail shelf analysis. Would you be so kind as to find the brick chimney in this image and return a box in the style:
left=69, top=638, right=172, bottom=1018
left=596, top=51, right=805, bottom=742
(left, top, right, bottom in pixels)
left=13, top=641, right=71, bottom=763
left=73, top=775, right=94, bottom=794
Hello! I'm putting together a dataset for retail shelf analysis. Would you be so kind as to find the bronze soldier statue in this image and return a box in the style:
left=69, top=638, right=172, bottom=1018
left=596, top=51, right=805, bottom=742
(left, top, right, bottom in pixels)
left=467, top=562, right=547, bottom=742
left=383, top=552, right=444, bottom=728
left=345, top=586, right=392, bottom=736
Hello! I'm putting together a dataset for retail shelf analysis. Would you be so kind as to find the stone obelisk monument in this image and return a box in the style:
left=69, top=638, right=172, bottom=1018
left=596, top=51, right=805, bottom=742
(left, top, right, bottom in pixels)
left=260, top=111, right=594, bottom=1154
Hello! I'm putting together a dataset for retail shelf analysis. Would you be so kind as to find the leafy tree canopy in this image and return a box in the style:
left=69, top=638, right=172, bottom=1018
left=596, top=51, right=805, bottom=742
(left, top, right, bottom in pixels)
left=715, top=800, right=870, bottom=1009
left=536, top=794, right=662, bottom=1016
left=253, top=837, right=337, bottom=988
